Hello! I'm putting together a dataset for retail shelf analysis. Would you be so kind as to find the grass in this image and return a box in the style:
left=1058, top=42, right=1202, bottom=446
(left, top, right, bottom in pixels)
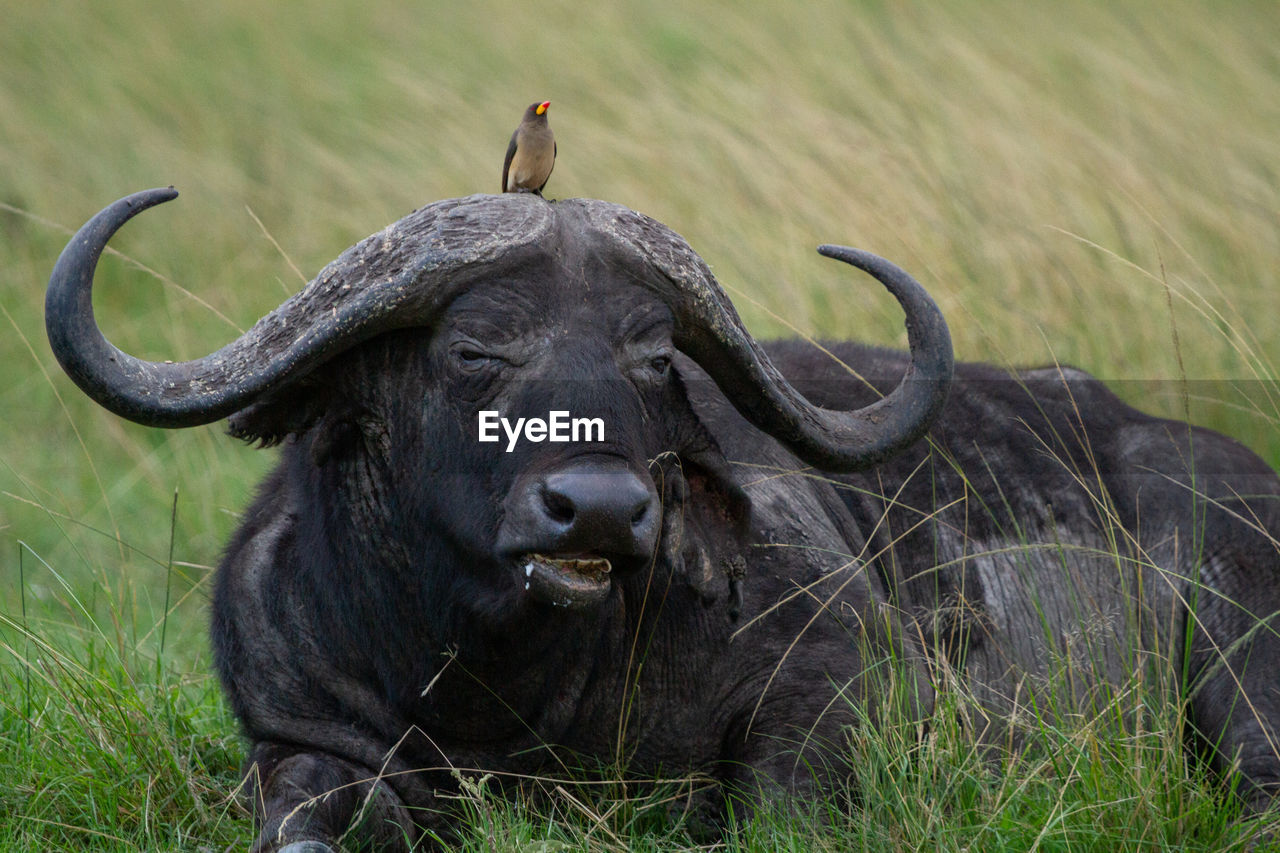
left=2, top=0, right=1280, bottom=849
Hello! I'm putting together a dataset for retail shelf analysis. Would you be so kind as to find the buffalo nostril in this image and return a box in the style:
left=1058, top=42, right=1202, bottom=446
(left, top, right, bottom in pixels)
left=630, top=500, right=649, bottom=527
left=541, top=487, right=576, bottom=525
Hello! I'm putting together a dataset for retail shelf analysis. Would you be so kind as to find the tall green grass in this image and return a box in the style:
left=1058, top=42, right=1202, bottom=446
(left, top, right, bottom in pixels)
left=2, top=0, right=1279, bottom=849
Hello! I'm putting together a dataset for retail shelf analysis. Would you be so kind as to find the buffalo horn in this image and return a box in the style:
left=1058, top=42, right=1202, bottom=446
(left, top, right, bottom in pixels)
left=601, top=205, right=954, bottom=472
left=48, top=190, right=951, bottom=473
left=45, top=188, right=555, bottom=427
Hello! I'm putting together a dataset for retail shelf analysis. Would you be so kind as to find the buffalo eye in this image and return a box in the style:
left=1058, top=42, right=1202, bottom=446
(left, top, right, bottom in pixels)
left=450, top=341, right=500, bottom=371
left=649, top=354, right=672, bottom=378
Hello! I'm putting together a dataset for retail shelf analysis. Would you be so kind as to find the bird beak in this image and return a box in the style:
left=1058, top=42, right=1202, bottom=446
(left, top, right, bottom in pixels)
left=536, top=101, right=550, bottom=116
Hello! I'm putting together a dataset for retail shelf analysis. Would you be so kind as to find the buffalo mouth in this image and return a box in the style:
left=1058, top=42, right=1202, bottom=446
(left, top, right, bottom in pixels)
left=521, top=554, right=613, bottom=608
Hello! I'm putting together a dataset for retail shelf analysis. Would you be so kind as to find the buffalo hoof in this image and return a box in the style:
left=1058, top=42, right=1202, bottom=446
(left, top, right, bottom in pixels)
left=276, top=842, right=336, bottom=853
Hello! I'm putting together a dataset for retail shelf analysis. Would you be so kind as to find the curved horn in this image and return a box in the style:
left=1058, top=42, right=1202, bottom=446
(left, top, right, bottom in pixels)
left=50, top=190, right=952, bottom=468
left=46, top=189, right=555, bottom=427
left=599, top=206, right=953, bottom=472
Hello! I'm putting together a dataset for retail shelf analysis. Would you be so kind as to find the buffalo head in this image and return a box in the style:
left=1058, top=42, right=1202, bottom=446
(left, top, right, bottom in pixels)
left=46, top=189, right=953, bottom=616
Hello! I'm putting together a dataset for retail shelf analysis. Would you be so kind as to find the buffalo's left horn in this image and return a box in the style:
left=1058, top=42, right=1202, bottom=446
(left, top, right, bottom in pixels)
left=45, top=188, right=555, bottom=427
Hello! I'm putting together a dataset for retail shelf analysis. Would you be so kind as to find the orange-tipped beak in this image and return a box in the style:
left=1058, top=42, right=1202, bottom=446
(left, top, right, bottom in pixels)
left=536, top=101, right=550, bottom=116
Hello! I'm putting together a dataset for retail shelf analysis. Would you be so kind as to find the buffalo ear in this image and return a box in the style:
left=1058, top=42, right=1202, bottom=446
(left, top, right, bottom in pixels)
left=226, top=380, right=334, bottom=449
left=228, top=382, right=386, bottom=467
left=662, top=365, right=754, bottom=534
left=654, top=368, right=753, bottom=617
left=680, top=446, right=752, bottom=536
left=654, top=446, right=751, bottom=620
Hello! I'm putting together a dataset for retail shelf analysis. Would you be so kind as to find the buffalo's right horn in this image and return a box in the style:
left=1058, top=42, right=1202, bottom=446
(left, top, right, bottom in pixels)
left=597, top=205, right=954, bottom=473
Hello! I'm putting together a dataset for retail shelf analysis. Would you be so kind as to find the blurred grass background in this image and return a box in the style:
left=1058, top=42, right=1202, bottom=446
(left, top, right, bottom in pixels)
left=1, top=0, right=1279, bottom=849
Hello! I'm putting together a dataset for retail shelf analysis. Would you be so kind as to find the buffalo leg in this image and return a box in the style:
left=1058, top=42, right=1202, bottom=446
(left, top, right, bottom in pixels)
left=1187, top=550, right=1280, bottom=814
left=245, top=743, right=418, bottom=853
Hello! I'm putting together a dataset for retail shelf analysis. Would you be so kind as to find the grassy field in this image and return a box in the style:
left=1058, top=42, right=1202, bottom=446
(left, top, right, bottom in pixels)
left=2, top=0, right=1279, bottom=849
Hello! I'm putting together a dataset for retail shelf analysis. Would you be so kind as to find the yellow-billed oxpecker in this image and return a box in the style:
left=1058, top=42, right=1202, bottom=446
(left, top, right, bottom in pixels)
left=502, top=100, right=556, bottom=195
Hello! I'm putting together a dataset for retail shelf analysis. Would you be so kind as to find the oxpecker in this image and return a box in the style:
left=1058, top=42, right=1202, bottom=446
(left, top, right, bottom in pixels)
left=502, top=101, right=556, bottom=195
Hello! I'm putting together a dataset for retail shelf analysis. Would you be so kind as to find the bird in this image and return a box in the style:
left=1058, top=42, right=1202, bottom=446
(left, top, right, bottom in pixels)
left=502, top=101, right=556, bottom=195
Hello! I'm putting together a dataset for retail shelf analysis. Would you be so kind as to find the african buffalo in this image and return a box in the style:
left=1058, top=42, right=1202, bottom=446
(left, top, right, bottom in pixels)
left=47, top=188, right=1280, bottom=851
